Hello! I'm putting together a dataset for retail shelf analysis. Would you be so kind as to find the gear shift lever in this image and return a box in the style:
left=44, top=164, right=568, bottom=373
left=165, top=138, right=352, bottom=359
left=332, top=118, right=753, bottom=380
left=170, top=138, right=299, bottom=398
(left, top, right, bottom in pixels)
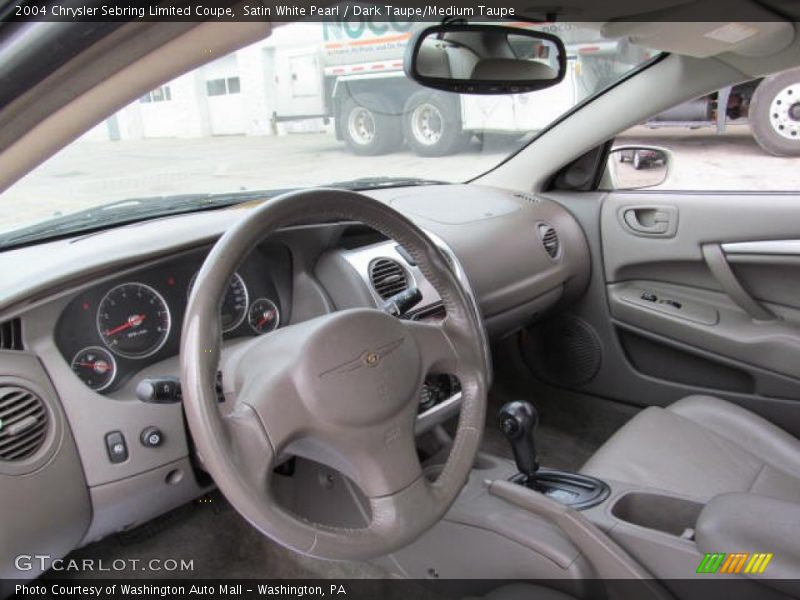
left=498, top=401, right=539, bottom=483
left=497, top=400, right=610, bottom=509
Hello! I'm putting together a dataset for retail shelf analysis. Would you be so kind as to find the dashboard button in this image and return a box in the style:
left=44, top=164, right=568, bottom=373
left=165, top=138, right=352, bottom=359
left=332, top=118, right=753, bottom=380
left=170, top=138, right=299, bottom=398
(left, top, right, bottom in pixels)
left=136, top=377, right=181, bottom=403
left=105, top=431, right=128, bottom=463
left=140, top=426, right=164, bottom=448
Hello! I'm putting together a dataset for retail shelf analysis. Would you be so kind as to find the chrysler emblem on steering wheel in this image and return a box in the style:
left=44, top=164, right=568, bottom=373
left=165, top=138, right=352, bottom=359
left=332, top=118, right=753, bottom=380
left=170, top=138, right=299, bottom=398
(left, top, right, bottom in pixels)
left=320, top=337, right=405, bottom=378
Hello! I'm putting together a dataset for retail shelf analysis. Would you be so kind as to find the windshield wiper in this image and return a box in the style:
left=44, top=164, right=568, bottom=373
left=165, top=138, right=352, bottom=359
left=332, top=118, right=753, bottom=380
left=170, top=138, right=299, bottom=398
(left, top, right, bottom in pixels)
left=0, top=189, right=292, bottom=250
left=330, top=176, right=447, bottom=190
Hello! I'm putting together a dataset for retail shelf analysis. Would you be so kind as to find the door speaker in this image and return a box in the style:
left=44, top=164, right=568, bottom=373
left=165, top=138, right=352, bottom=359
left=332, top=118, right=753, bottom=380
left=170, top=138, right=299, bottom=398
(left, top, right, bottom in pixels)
left=521, top=315, right=602, bottom=387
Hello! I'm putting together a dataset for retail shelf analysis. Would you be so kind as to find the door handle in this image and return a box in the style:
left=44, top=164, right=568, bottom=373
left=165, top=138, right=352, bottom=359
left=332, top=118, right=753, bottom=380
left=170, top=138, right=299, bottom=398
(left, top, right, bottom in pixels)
left=620, top=205, right=678, bottom=237
left=624, top=208, right=668, bottom=233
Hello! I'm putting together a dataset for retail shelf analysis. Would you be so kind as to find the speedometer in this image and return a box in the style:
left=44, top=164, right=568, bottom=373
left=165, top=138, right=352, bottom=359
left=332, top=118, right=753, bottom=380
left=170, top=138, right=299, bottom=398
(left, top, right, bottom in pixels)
left=97, top=283, right=171, bottom=358
left=188, top=271, right=249, bottom=332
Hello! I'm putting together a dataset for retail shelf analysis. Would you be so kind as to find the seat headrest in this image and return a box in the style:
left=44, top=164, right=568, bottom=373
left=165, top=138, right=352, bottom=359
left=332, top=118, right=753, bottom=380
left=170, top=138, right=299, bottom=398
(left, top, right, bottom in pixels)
left=470, top=58, right=556, bottom=81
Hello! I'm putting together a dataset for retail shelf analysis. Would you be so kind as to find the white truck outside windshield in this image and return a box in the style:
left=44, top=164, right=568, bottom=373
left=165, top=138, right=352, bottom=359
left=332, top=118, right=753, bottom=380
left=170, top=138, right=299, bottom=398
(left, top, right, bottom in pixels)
left=0, top=20, right=653, bottom=234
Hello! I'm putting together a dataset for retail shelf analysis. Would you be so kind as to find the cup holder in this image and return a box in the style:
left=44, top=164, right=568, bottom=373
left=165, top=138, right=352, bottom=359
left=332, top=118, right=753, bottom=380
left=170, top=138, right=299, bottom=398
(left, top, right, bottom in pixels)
left=612, top=492, right=703, bottom=538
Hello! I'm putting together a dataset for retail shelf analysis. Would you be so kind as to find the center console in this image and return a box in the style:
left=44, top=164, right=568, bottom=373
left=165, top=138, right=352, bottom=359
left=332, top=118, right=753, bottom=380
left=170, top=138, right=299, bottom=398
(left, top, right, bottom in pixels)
left=490, top=400, right=728, bottom=589
left=498, top=400, right=609, bottom=510
left=376, top=399, right=784, bottom=600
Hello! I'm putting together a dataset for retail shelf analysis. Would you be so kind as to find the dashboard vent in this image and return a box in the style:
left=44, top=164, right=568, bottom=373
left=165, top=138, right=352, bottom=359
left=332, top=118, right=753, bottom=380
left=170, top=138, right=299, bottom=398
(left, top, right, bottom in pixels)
left=538, top=224, right=560, bottom=259
left=0, top=318, right=23, bottom=351
left=0, top=386, right=48, bottom=462
left=369, top=258, right=409, bottom=300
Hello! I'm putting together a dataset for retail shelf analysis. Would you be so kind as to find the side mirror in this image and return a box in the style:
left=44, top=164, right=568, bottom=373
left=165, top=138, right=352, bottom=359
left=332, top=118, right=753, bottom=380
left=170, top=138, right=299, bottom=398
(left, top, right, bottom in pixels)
left=404, top=24, right=567, bottom=95
left=607, top=146, right=671, bottom=190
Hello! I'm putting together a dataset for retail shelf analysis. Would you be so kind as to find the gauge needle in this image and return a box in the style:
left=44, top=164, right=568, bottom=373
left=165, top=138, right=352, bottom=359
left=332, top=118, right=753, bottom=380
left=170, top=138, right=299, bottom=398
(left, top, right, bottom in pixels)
left=105, top=314, right=146, bottom=336
left=257, top=310, right=276, bottom=328
left=75, top=361, right=110, bottom=372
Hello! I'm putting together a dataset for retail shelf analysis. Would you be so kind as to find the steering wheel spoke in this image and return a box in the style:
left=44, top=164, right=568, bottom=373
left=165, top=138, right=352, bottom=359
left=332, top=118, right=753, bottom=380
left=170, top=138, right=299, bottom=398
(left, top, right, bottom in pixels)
left=220, top=402, right=277, bottom=491
left=317, top=402, right=422, bottom=498
left=221, top=321, right=319, bottom=455
left=237, top=374, right=309, bottom=455
left=404, top=317, right=461, bottom=375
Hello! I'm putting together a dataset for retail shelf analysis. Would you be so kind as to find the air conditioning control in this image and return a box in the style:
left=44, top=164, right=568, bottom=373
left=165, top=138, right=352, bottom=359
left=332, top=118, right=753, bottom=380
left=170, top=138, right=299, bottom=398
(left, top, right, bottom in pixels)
left=140, top=426, right=164, bottom=448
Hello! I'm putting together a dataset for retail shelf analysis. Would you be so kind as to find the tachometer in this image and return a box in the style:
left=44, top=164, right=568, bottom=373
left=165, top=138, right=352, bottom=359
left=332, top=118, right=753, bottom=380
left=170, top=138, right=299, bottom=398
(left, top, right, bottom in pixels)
left=71, top=346, right=117, bottom=391
left=188, top=271, right=249, bottom=332
left=97, top=282, right=171, bottom=358
left=248, top=298, right=280, bottom=334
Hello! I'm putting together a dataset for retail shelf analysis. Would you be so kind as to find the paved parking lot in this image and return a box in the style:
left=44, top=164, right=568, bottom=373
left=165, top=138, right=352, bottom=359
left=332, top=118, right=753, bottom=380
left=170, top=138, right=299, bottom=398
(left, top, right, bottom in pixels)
left=1, top=124, right=798, bottom=232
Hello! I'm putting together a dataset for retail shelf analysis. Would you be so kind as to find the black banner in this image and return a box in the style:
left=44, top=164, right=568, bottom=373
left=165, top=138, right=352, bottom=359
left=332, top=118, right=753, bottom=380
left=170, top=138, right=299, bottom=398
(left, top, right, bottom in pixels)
left=4, top=579, right=800, bottom=600
left=5, top=580, right=441, bottom=600
left=2, top=0, right=793, bottom=23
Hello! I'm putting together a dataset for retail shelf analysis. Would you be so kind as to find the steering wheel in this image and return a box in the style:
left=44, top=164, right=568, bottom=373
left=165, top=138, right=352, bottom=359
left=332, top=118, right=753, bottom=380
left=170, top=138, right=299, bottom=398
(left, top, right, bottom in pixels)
left=181, top=189, right=489, bottom=560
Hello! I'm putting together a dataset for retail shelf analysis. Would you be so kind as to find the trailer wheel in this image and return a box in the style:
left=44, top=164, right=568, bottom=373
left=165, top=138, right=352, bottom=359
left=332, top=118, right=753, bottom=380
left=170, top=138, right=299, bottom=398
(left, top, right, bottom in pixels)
left=750, top=67, right=800, bottom=157
left=341, top=94, right=402, bottom=156
left=403, top=91, right=469, bottom=157
left=633, top=151, right=643, bottom=169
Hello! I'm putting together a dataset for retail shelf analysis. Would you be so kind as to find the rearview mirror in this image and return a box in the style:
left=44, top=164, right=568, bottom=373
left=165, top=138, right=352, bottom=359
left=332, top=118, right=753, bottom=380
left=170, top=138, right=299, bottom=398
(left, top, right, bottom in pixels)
left=404, top=24, right=567, bottom=95
left=607, top=146, right=671, bottom=190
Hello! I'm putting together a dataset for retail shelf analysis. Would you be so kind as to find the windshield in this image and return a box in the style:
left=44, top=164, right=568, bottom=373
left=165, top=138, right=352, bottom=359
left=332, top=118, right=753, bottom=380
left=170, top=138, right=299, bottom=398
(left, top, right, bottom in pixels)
left=0, top=19, right=655, bottom=246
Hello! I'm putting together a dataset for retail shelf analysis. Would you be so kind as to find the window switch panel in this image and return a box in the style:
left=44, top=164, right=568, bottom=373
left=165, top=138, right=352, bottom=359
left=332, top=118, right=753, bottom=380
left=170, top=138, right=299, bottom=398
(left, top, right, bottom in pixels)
left=641, top=291, right=658, bottom=302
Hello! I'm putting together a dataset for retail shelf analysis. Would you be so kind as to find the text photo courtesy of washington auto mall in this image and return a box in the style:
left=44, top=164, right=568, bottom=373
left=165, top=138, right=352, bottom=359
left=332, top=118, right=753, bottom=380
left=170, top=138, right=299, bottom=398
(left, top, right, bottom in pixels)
left=2, top=1, right=800, bottom=600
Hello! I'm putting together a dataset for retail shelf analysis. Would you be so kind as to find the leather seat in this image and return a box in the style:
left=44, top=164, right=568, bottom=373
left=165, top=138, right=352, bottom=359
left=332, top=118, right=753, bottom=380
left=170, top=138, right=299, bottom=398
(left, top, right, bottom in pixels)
left=581, top=395, right=800, bottom=503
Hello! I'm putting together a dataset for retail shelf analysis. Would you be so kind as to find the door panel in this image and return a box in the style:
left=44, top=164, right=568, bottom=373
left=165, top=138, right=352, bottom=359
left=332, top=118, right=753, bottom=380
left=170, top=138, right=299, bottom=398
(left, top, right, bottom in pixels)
left=602, top=193, right=800, bottom=280
left=532, top=191, right=800, bottom=437
left=602, top=192, right=800, bottom=381
left=606, top=279, right=800, bottom=379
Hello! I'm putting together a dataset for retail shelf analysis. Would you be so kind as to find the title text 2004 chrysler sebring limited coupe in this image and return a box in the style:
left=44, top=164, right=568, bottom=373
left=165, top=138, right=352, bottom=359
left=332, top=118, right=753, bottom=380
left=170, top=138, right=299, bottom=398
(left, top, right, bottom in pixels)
left=1, top=5, right=800, bottom=599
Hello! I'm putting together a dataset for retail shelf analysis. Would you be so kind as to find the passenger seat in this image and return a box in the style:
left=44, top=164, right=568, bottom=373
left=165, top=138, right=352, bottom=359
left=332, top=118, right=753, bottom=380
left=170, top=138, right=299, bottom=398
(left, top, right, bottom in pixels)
left=581, top=395, right=800, bottom=503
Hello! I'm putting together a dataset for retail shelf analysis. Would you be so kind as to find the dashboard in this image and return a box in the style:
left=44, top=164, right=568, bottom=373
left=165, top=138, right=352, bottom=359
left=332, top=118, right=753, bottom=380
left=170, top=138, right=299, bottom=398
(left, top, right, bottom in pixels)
left=0, top=184, right=590, bottom=578
left=54, top=242, right=291, bottom=394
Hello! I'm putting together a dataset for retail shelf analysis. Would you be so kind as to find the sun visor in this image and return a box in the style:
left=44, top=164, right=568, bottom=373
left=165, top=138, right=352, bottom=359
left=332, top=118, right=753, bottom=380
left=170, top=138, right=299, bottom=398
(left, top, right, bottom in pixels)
left=602, top=15, right=794, bottom=58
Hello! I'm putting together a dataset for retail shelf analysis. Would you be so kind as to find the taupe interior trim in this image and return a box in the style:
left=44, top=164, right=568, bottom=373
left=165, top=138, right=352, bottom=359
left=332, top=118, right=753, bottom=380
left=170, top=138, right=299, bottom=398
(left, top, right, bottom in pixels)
left=701, top=244, right=775, bottom=322
left=722, top=239, right=800, bottom=255
left=489, top=480, right=673, bottom=600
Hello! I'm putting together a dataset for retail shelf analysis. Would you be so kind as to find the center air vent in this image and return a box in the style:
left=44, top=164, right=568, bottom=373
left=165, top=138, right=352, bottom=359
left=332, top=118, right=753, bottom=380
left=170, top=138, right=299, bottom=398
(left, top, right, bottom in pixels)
left=0, top=318, right=23, bottom=351
left=368, top=258, right=409, bottom=300
left=538, top=223, right=560, bottom=259
left=0, top=386, right=48, bottom=462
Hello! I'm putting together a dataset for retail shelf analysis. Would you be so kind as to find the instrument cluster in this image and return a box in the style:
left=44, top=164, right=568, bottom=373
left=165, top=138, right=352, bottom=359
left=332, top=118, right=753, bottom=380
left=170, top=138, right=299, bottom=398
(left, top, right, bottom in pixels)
left=55, top=243, right=291, bottom=394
